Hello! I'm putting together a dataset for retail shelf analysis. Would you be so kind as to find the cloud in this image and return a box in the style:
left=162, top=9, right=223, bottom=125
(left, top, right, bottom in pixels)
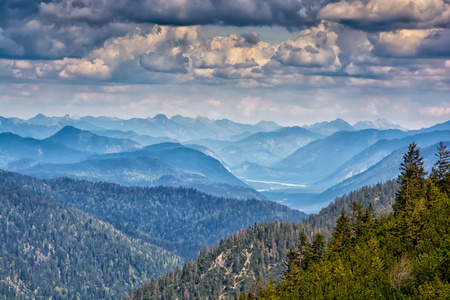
left=192, top=51, right=227, bottom=69
left=319, top=0, right=450, bottom=30
left=14, top=60, right=33, bottom=69
left=37, top=0, right=328, bottom=28
left=140, top=52, right=189, bottom=73
left=365, top=97, right=391, bottom=115
left=59, top=58, right=111, bottom=79
left=207, top=99, right=222, bottom=107
left=346, top=77, right=392, bottom=87
left=233, top=59, right=259, bottom=69
left=0, top=0, right=333, bottom=60
left=239, top=96, right=263, bottom=117
left=0, top=16, right=448, bottom=98
left=272, top=23, right=341, bottom=70
left=370, top=29, right=450, bottom=57
left=420, top=105, right=450, bottom=117
left=240, top=31, right=260, bottom=45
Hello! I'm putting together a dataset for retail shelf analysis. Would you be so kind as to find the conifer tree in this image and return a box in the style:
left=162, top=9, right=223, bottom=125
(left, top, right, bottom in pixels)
left=283, top=248, right=299, bottom=290
left=394, top=142, right=427, bottom=215
left=297, top=232, right=309, bottom=269
left=329, top=207, right=350, bottom=253
left=311, top=232, right=326, bottom=262
left=431, top=141, right=450, bottom=191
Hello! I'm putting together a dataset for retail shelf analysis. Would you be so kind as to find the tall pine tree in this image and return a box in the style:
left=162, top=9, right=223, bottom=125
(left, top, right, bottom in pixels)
left=393, top=142, right=427, bottom=216
left=329, top=207, right=350, bottom=253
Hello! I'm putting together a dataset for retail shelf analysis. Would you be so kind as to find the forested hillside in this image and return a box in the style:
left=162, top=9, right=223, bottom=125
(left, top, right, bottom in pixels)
left=0, top=170, right=306, bottom=260
left=126, top=177, right=400, bottom=299
left=0, top=184, right=182, bottom=300
left=244, top=142, right=450, bottom=299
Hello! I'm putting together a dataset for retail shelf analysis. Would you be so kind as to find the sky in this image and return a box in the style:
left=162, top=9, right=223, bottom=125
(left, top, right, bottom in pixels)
left=1, top=0, right=450, bottom=129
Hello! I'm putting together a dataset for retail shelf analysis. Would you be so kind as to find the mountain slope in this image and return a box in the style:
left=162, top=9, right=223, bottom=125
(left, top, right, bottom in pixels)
left=302, top=118, right=355, bottom=136
left=138, top=143, right=246, bottom=187
left=3, top=133, right=261, bottom=199
left=0, top=183, right=182, bottom=300
left=253, top=167, right=450, bottom=299
left=312, top=130, right=450, bottom=190
left=0, top=132, right=89, bottom=168
left=416, top=120, right=450, bottom=133
left=45, top=126, right=143, bottom=154
left=126, top=179, right=400, bottom=300
left=0, top=116, right=60, bottom=139
left=91, top=129, right=178, bottom=146
left=0, top=170, right=307, bottom=260
left=353, top=119, right=408, bottom=131
left=274, top=129, right=408, bottom=185
left=76, top=114, right=282, bottom=141
left=216, top=126, right=323, bottom=167
left=170, top=116, right=281, bottom=140
left=17, top=156, right=261, bottom=200
left=318, top=140, right=450, bottom=206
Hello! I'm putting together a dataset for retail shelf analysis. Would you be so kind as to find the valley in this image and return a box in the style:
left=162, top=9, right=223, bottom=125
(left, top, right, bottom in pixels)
left=1, top=113, right=449, bottom=298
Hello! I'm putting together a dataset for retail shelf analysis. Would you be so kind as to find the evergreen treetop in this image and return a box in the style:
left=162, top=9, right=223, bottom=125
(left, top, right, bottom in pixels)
left=394, top=142, right=427, bottom=215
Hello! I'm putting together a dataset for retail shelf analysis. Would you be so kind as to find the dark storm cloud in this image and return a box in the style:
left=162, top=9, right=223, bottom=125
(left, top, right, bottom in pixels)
left=240, top=31, right=260, bottom=45
left=319, top=0, right=450, bottom=31
left=0, top=0, right=334, bottom=59
left=418, top=30, right=450, bottom=56
left=139, top=52, right=189, bottom=73
left=40, top=0, right=331, bottom=28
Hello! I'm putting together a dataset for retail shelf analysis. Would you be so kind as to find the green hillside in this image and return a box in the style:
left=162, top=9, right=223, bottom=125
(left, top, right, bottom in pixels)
left=125, top=177, right=400, bottom=299
left=247, top=142, right=450, bottom=299
left=0, top=184, right=182, bottom=300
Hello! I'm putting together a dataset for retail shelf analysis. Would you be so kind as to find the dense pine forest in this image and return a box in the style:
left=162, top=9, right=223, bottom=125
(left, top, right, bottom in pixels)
left=238, top=142, right=450, bottom=299
left=0, top=171, right=306, bottom=260
left=0, top=170, right=306, bottom=299
left=0, top=184, right=182, bottom=300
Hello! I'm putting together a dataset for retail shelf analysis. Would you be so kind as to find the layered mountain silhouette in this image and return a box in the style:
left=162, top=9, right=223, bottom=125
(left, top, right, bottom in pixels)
left=1, top=114, right=448, bottom=212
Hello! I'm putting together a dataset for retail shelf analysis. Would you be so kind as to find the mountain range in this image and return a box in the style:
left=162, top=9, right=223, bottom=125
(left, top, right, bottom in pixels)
left=1, top=113, right=449, bottom=299
left=1, top=114, right=404, bottom=141
left=4, top=129, right=261, bottom=200
left=2, top=113, right=449, bottom=214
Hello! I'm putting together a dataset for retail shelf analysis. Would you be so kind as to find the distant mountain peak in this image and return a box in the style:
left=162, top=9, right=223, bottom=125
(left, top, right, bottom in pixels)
left=153, top=114, right=168, bottom=121
left=354, top=119, right=408, bottom=131
left=44, top=126, right=143, bottom=154
left=33, top=113, right=46, bottom=118
left=195, top=116, right=210, bottom=121
left=303, top=119, right=355, bottom=135
left=54, top=125, right=83, bottom=134
left=254, top=120, right=281, bottom=131
left=47, top=126, right=93, bottom=142
left=333, top=118, right=350, bottom=124
left=27, top=113, right=48, bottom=123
